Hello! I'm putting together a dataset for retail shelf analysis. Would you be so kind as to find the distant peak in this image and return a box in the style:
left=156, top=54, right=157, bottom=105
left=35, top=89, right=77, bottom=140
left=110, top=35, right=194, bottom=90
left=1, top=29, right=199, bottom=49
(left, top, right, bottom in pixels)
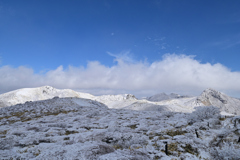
left=198, top=88, right=228, bottom=105
left=202, top=88, right=220, bottom=95
left=169, top=93, right=180, bottom=96
left=126, top=94, right=137, bottom=100
left=204, top=88, right=217, bottom=92
left=40, top=86, right=56, bottom=90
left=40, top=86, right=57, bottom=94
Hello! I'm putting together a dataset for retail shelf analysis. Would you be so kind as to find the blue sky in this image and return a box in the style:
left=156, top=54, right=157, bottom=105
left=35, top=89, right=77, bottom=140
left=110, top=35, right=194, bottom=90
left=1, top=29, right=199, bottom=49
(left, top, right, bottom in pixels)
left=0, top=0, right=240, bottom=97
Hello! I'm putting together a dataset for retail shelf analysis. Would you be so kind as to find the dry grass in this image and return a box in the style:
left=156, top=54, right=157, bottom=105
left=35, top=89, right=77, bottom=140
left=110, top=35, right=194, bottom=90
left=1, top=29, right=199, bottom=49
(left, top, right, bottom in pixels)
left=166, top=129, right=187, bottom=137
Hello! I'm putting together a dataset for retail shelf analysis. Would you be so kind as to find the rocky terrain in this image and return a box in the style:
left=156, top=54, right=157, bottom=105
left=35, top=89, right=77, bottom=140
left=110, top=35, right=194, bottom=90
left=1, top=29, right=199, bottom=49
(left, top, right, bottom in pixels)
left=0, top=86, right=240, bottom=159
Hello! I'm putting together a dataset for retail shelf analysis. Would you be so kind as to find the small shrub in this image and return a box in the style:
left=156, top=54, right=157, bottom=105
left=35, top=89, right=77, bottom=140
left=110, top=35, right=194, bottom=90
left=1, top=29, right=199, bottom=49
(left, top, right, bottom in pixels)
left=210, top=142, right=240, bottom=160
left=65, top=130, right=79, bottom=135
left=64, top=137, right=70, bottom=140
left=181, top=144, right=198, bottom=155
left=168, top=143, right=180, bottom=156
left=0, top=130, right=7, bottom=134
left=113, top=144, right=123, bottom=150
left=219, top=117, right=226, bottom=121
left=127, top=124, right=138, bottom=129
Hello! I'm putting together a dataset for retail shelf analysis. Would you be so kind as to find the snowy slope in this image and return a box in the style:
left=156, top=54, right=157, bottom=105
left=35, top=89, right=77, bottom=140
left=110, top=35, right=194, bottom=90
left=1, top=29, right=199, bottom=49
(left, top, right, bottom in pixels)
left=144, top=89, right=240, bottom=115
left=1, top=97, right=240, bottom=159
left=185, top=88, right=240, bottom=115
left=0, top=86, right=138, bottom=109
left=95, top=94, right=138, bottom=109
left=146, top=93, right=190, bottom=102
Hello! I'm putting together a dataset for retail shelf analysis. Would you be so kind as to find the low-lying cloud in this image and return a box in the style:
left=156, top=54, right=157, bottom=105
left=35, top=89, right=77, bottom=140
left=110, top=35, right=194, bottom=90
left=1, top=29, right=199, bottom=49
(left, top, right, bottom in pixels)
left=1, top=54, right=240, bottom=98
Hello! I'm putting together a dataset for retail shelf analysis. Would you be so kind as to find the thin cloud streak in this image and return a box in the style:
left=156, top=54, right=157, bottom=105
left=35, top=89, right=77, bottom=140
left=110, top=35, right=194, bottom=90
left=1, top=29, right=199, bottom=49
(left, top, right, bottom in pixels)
left=1, top=54, right=240, bottom=98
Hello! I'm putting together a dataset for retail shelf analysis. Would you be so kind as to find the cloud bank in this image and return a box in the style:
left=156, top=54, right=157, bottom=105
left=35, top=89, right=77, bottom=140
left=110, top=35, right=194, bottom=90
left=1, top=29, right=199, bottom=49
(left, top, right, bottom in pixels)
left=1, top=54, right=240, bottom=98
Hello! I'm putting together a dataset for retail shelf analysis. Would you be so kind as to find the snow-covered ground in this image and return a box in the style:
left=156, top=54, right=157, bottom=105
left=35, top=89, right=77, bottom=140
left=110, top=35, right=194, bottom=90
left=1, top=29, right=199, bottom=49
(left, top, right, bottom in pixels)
left=0, top=86, right=240, bottom=159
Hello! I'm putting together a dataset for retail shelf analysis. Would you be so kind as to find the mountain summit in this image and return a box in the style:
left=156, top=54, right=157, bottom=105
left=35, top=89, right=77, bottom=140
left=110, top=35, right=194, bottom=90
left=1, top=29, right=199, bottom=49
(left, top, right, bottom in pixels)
left=194, top=88, right=240, bottom=115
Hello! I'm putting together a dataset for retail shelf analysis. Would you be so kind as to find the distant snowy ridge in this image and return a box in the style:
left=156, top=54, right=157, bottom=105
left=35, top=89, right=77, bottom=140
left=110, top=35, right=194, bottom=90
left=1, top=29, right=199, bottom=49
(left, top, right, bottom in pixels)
left=0, top=86, right=95, bottom=108
left=95, top=94, right=137, bottom=109
left=146, top=93, right=190, bottom=102
left=0, top=86, right=240, bottom=115
left=0, top=86, right=137, bottom=109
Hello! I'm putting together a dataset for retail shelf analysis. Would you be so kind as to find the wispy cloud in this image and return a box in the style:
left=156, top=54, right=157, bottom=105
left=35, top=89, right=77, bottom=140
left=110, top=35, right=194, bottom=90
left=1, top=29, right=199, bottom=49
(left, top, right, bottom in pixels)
left=161, top=46, right=166, bottom=49
left=1, top=53, right=240, bottom=97
left=107, top=50, right=135, bottom=63
left=225, top=41, right=240, bottom=49
left=145, top=36, right=169, bottom=51
left=211, top=37, right=240, bottom=49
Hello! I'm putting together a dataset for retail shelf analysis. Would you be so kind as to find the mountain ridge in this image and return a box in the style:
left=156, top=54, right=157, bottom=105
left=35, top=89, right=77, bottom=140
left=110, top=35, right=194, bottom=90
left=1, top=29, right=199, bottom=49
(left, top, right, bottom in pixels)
left=0, top=86, right=137, bottom=109
left=146, top=92, right=190, bottom=102
left=0, top=86, right=240, bottom=115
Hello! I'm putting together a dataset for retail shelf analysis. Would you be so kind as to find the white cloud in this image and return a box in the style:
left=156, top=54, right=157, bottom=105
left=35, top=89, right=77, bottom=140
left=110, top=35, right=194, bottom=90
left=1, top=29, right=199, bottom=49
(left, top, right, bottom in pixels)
left=1, top=53, right=240, bottom=98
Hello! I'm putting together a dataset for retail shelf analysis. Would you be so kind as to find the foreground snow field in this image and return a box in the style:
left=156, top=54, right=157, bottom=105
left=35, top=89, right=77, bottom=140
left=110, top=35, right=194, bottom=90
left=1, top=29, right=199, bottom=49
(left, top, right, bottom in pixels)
left=0, top=87, right=240, bottom=159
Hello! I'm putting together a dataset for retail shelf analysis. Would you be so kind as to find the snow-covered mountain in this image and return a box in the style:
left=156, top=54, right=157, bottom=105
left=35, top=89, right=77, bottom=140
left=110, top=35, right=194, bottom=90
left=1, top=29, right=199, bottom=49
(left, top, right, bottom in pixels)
left=1, top=86, right=240, bottom=116
left=0, top=86, right=136, bottom=109
left=146, top=93, right=190, bottom=102
left=143, top=88, right=240, bottom=115
left=0, top=86, right=95, bottom=108
left=186, top=88, right=240, bottom=115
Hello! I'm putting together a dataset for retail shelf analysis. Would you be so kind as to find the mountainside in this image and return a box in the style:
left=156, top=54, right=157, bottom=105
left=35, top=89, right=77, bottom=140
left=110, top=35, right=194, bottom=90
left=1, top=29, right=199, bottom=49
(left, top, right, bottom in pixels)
left=95, top=94, right=137, bottom=109
left=0, top=86, right=95, bottom=108
left=0, top=86, right=139, bottom=109
left=146, top=93, right=190, bottom=102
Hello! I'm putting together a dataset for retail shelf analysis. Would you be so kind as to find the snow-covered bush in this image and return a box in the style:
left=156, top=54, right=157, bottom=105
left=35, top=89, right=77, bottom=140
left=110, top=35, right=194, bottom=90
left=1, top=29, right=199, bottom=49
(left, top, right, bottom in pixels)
left=80, top=144, right=115, bottom=159
left=210, top=142, right=240, bottom=160
left=162, top=111, right=175, bottom=118
left=188, top=106, right=220, bottom=124
left=102, top=133, right=148, bottom=150
left=0, top=138, right=14, bottom=150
